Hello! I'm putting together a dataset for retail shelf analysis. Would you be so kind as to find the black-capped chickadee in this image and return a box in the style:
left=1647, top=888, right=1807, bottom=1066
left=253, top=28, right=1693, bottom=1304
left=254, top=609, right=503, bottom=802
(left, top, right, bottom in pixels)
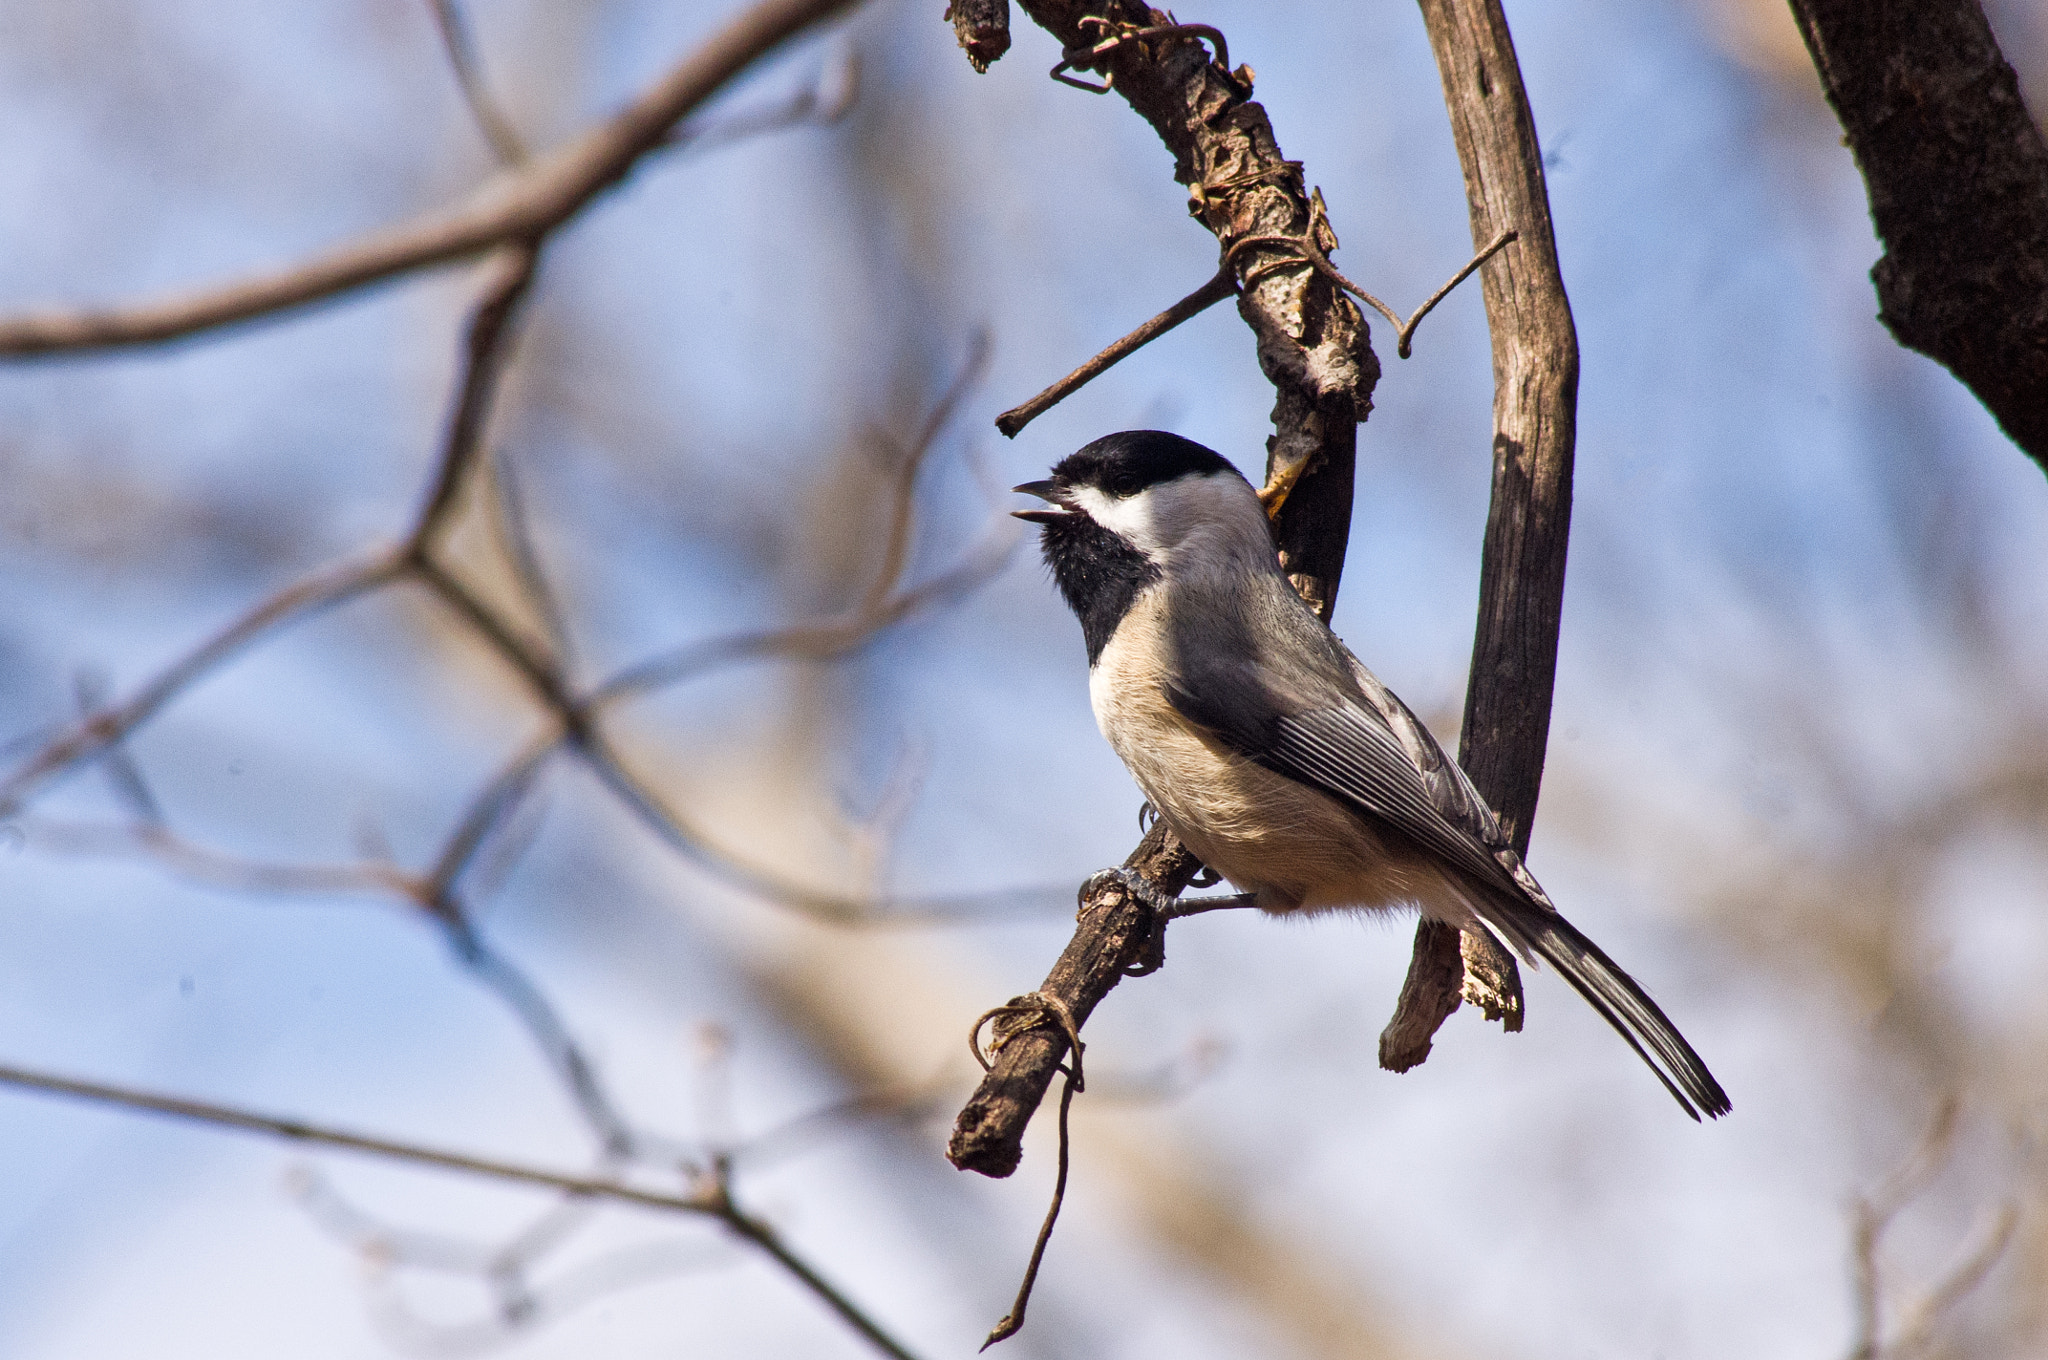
left=1015, top=430, right=1729, bottom=1120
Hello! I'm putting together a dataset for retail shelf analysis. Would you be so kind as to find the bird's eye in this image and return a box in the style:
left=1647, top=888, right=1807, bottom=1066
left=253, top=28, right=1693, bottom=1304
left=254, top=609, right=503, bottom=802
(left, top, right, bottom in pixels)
left=1107, top=473, right=1141, bottom=497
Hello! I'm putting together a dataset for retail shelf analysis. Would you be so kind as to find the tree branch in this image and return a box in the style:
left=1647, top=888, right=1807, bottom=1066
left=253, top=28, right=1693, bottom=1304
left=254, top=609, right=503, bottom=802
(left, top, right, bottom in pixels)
left=0, top=0, right=859, bottom=356
left=1789, top=0, right=2048, bottom=476
left=0, top=1060, right=924, bottom=1360
left=428, top=0, right=531, bottom=166
left=1377, top=0, right=1579, bottom=1071
left=945, top=0, right=1011, bottom=74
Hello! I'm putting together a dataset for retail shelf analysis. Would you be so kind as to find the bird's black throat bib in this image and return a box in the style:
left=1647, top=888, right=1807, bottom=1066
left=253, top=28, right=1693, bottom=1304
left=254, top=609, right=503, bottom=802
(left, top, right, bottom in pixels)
left=1038, top=514, right=1160, bottom=666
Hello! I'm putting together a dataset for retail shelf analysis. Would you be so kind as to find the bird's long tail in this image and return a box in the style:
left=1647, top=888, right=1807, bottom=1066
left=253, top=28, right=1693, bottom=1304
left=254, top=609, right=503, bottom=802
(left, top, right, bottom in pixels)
left=1474, top=894, right=1732, bottom=1121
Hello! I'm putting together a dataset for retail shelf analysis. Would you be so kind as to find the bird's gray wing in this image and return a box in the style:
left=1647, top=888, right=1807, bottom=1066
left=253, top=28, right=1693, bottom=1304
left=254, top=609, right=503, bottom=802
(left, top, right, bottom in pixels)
left=1158, top=578, right=1729, bottom=1120
left=1159, top=655, right=1521, bottom=902
left=1156, top=571, right=1547, bottom=904
left=1166, top=661, right=1732, bottom=1120
left=1335, top=646, right=1560, bottom=913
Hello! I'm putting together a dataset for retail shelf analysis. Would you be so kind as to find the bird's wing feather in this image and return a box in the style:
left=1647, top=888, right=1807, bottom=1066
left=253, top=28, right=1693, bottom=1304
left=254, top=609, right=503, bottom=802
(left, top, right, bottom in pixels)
left=1160, top=657, right=1518, bottom=900
left=1335, top=648, right=1560, bottom=912
left=1156, top=574, right=1730, bottom=1120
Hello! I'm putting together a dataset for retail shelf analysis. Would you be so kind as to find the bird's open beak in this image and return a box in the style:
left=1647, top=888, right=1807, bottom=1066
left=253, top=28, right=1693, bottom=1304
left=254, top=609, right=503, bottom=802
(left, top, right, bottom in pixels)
left=1011, top=479, right=1078, bottom=524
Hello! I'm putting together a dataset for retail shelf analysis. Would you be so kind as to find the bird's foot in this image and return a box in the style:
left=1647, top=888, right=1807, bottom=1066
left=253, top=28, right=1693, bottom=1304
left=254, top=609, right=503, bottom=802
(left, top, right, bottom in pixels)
left=1081, top=868, right=1176, bottom=976
left=1079, top=868, right=1259, bottom=978
left=1080, top=866, right=1259, bottom=920
left=1081, top=866, right=1178, bottom=916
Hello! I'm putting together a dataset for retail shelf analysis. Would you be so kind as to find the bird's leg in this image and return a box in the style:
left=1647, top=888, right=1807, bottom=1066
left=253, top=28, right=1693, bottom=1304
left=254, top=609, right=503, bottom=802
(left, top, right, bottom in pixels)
left=1082, top=866, right=1256, bottom=919
left=1162, top=891, right=1260, bottom=918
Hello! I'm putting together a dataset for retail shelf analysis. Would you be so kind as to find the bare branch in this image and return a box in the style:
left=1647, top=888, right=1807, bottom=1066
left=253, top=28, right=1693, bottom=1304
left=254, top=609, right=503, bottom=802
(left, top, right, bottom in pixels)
left=20, top=819, right=415, bottom=899
left=0, top=1061, right=926, bottom=1360
left=672, top=39, right=862, bottom=153
left=995, top=267, right=1235, bottom=438
left=573, top=721, right=1063, bottom=926
left=1844, top=1098, right=2016, bottom=1360
left=0, top=548, right=406, bottom=815
left=590, top=522, right=1017, bottom=706
left=0, top=0, right=861, bottom=356
left=1380, top=0, right=1579, bottom=1067
left=947, top=828, right=1186, bottom=1176
left=1890, top=1204, right=2018, bottom=1359
left=428, top=0, right=531, bottom=166
left=0, top=1059, right=712, bottom=1213
left=424, top=738, right=562, bottom=902
left=715, top=1201, right=923, bottom=1360
left=488, top=448, right=572, bottom=666
left=410, top=244, right=543, bottom=547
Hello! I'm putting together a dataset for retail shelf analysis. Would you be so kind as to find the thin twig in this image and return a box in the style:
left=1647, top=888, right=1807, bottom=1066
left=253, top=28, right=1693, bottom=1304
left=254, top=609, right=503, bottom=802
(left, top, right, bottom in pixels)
left=589, top=525, right=1016, bottom=706
left=970, top=994, right=1085, bottom=1348
left=489, top=447, right=573, bottom=665
left=1382, top=228, right=1517, bottom=358
left=20, top=820, right=416, bottom=899
left=423, top=737, right=563, bottom=900
left=410, top=243, right=544, bottom=548
left=1228, top=216, right=1516, bottom=360
left=669, top=39, right=862, bottom=151
left=0, top=548, right=407, bottom=814
left=718, top=1200, right=924, bottom=1360
left=442, top=920, right=641, bottom=1157
left=573, top=721, right=1062, bottom=926
left=1889, top=1204, right=2019, bottom=1359
left=411, top=556, right=583, bottom=725
left=0, top=1059, right=709, bottom=1213
left=994, top=268, right=1234, bottom=437
left=428, top=0, right=530, bottom=165
left=0, top=1060, right=926, bottom=1360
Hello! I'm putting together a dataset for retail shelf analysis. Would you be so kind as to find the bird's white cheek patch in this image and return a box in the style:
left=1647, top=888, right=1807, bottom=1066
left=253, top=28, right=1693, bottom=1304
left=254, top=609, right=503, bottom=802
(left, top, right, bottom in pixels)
left=1069, top=485, right=1162, bottom=557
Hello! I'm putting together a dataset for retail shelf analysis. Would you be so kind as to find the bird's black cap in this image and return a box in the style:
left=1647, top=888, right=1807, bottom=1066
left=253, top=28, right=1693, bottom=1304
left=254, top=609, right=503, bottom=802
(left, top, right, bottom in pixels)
left=1051, top=430, right=1245, bottom=498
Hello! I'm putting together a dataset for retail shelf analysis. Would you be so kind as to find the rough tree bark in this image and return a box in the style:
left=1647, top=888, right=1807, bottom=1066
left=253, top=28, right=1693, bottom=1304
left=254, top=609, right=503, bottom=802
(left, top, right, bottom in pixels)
left=1381, top=0, right=1579, bottom=1070
left=1789, top=0, right=2048, bottom=476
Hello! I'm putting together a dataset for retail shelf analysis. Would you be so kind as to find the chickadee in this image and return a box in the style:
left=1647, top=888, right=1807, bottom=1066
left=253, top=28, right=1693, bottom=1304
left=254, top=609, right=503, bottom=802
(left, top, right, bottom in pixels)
left=1015, top=430, right=1730, bottom=1120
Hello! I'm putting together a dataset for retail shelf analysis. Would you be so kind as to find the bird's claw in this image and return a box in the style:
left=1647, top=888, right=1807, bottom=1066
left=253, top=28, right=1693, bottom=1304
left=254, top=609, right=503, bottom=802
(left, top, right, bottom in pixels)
left=1079, top=867, right=1180, bottom=976
left=1081, top=866, right=1180, bottom=917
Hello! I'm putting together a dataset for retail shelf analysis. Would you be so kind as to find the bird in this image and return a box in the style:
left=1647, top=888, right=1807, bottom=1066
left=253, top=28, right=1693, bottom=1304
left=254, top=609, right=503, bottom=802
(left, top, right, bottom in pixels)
left=1013, top=429, right=1730, bottom=1120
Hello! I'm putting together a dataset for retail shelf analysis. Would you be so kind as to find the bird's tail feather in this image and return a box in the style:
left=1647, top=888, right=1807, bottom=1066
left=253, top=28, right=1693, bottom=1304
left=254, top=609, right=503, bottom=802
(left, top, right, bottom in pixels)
left=1473, top=894, right=1731, bottom=1121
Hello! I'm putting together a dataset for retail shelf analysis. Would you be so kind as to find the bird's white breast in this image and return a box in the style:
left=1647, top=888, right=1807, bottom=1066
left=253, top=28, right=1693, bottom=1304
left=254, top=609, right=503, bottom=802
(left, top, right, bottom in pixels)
left=1087, top=587, right=1476, bottom=921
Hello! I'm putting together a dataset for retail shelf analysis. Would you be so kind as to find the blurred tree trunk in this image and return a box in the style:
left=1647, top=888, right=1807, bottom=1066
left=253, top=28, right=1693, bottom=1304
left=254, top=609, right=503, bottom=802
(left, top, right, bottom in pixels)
left=1789, top=0, right=2048, bottom=477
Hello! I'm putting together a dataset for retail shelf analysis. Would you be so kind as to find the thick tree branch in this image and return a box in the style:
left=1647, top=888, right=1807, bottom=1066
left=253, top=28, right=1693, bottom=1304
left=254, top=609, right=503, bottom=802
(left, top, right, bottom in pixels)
left=0, top=0, right=858, bottom=356
left=1381, top=0, right=1579, bottom=1070
left=1788, top=0, right=2048, bottom=475
left=946, top=6, right=1377, bottom=1179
